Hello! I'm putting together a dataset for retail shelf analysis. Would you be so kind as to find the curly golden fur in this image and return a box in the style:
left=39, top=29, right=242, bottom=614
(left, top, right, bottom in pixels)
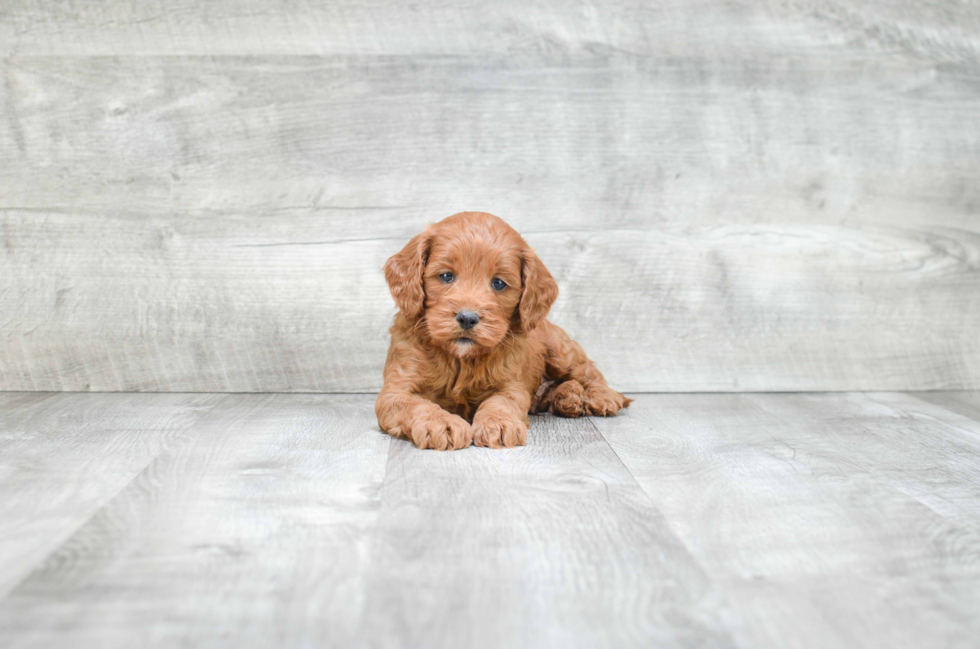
left=376, top=211, right=632, bottom=450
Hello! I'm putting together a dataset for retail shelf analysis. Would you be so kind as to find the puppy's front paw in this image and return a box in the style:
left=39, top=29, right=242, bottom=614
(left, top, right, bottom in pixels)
left=472, top=412, right=528, bottom=449
left=584, top=385, right=632, bottom=416
left=410, top=410, right=473, bottom=450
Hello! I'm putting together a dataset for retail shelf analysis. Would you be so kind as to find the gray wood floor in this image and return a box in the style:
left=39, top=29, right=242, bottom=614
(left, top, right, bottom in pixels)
left=1, top=391, right=979, bottom=648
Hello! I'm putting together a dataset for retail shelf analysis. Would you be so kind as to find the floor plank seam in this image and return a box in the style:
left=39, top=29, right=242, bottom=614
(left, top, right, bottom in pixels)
left=876, top=392, right=980, bottom=444
left=0, top=393, right=232, bottom=601
left=582, top=413, right=745, bottom=647
left=348, top=428, right=396, bottom=639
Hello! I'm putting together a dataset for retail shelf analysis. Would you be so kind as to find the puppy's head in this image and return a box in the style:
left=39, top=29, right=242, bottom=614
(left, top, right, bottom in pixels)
left=384, top=212, right=558, bottom=358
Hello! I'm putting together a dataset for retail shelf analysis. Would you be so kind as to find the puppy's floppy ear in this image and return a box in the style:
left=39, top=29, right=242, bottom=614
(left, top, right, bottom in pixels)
left=384, top=229, right=431, bottom=319
left=517, top=247, right=558, bottom=333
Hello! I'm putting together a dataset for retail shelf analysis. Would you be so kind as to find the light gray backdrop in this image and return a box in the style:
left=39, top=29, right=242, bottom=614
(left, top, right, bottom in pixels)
left=1, top=1, right=978, bottom=392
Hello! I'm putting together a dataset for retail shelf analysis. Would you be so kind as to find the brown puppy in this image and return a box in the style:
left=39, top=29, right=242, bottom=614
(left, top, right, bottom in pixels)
left=376, top=211, right=631, bottom=450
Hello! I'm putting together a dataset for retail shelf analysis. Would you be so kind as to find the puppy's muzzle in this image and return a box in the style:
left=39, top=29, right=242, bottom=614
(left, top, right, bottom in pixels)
left=455, top=310, right=480, bottom=330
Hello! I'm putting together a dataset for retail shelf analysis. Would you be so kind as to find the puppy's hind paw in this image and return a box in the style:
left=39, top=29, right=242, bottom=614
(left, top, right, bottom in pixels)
left=550, top=380, right=586, bottom=418
left=584, top=385, right=632, bottom=417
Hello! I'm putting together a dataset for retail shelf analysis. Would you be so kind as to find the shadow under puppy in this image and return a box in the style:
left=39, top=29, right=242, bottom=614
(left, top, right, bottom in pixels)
left=376, top=211, right=631, bottom=450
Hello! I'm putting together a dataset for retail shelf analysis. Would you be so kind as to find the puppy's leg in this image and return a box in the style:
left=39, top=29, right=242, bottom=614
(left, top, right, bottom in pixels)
left=539, top=321, right=633, bottom=416
left=377, top=334, right=472, bottom=450
left=376, top=388, right=472, bottom=451
left=472, top=385, right=531, bottom=449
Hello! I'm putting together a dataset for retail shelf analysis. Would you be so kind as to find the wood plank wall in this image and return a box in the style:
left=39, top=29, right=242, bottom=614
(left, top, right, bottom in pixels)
left=1, top=1, right=978, bottom=392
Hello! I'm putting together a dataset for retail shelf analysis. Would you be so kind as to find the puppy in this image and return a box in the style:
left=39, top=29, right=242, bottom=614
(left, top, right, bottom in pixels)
left=376, top=211, right=631, bottom=450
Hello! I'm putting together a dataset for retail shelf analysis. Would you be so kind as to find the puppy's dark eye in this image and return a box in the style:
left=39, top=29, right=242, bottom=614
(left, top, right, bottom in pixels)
left=439, top=272, right=454, bottom=284
left=491, top=278, right=507, bottom=291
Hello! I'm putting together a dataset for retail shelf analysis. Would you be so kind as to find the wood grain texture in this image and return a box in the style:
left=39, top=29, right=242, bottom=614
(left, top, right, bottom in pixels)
left=914, top=391, right=980, bottom=423
left=0, top=392, right=56, bottom=421
left=2, top=207, right=978, bottom=392
left=0, top=393, right=390, bottom=648
left=593, top=392, right=980, bottom=649
left=2, top=2, right=979, bottom=392
left=0, top=392, right=221, bottom=596
left=1, top=1, right=978, bottom=59
left=359, top=413, right=731, bottom=648
left=3, top=54, right=979, bottom=225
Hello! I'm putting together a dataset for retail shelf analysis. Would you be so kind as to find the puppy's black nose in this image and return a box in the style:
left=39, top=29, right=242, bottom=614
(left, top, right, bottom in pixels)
left=456, top=310, right=480, bottom=330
